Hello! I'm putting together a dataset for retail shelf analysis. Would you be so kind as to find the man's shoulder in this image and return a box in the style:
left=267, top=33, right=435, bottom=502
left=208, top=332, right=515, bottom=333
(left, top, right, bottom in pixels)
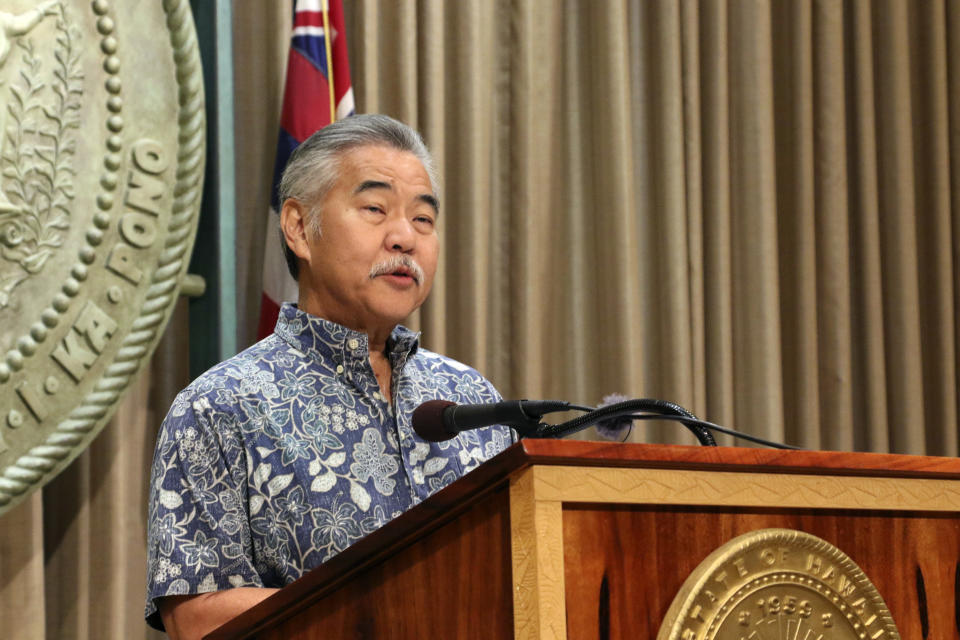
left=160, top=334, right=307, bottom=432
left=178, top=334, right=296, bottom=399
left=410, top=348, right=485, bottom=378
left=405, top=348, right=502, bottom=403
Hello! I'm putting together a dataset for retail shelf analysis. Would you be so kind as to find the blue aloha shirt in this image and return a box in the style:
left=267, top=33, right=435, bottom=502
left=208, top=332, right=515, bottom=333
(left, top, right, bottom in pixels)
left=144, top=303, right=515, bottom=628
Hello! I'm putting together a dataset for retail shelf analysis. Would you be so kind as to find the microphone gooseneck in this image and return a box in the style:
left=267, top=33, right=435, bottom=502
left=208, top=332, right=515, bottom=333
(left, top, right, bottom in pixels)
left=539, top=398, right=717, bottom=446
left=411, top=397, right=798, bottom=449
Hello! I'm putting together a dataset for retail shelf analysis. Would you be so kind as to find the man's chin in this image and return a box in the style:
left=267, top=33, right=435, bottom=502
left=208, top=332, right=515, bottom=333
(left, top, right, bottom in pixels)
left=367, top=299, right=426, bottom=328
left=372, top=280, right=431, bottom=310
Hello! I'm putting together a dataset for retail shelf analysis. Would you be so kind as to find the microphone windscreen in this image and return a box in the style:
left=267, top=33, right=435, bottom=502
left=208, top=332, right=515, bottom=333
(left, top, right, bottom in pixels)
left=412, top=399, right=457, bottom=442
left=595, top=392, right=634, bottom=440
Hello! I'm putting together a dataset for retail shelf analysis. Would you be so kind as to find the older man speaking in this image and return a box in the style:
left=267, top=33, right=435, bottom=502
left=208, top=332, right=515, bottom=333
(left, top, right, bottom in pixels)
left=146, top=115, right=513, bottom=637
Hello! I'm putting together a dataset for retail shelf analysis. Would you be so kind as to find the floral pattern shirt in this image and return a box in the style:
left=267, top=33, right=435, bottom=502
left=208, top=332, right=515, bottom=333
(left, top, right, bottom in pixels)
left=145, top=304, right=514, bottom=628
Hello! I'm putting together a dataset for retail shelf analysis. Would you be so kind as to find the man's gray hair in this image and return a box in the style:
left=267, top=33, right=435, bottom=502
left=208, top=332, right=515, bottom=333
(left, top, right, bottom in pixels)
left=278, top=114, right=439, bottom=280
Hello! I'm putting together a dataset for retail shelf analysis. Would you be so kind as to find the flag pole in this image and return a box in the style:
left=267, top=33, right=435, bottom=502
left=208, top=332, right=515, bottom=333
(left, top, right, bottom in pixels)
left=322, top=0, right=337, bottom=122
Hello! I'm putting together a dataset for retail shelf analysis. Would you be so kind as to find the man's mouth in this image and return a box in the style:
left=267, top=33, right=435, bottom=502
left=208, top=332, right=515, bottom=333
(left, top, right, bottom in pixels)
left=388, top=267, right=416, bottom=281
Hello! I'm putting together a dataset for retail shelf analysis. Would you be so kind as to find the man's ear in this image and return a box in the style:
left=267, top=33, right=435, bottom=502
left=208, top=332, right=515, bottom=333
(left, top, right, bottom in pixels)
left=280, top=199, right=312, bottom=262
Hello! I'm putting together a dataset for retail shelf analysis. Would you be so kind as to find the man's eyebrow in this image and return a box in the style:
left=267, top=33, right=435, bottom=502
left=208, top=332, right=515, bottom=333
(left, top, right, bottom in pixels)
left=354, top=180, right=392, bottom=195
left=418, top=193, right=440, bottom=215
left=354, top=180, right=439, bottom=214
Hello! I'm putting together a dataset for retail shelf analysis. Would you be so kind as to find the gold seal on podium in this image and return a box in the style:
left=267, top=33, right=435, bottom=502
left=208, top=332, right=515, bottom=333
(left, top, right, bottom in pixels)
left=658, top=528, right=899, bottom=640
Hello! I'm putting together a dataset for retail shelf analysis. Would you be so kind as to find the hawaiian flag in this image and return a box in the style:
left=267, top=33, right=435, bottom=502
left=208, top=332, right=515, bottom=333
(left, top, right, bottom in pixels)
left=257, top=0, right=355, bottom=339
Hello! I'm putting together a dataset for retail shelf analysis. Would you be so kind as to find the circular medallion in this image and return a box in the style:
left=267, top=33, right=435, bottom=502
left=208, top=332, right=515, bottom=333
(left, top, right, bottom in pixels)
left=658, top=529, right=900, bottom=640
left=0, top=0, right=204, bottom=517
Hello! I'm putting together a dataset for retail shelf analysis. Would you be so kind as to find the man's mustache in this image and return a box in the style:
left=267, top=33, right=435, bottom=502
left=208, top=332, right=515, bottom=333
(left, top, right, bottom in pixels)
left=369, top=255, right=425, bottom=284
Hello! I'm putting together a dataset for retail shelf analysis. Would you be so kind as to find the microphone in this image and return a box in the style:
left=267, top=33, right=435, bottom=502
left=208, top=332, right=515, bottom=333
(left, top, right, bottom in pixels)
left=412, top=399, right=571, bottom=442
left=412, top=397, right=798, bottom=449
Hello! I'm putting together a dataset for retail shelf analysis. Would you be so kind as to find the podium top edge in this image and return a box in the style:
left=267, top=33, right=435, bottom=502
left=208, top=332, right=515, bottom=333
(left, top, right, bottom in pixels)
left=512, top=439, right=960, bottom=479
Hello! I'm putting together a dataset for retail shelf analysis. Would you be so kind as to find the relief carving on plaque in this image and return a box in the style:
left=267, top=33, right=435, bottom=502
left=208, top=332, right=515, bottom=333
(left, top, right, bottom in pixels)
left=0, top=0, right=81, bottom=307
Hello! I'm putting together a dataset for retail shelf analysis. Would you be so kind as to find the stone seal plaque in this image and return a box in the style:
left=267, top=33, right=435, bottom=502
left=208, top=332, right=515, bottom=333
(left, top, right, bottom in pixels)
left=658, top=529, right=900, bottom=640
left=0, top=0, right=204, bottom=517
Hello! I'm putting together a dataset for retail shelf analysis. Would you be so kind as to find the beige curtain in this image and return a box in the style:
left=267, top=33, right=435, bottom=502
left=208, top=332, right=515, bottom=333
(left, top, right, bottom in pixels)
left=343, top=0, right=960, bottom=454
left=1, top=0, right=958, bottom=638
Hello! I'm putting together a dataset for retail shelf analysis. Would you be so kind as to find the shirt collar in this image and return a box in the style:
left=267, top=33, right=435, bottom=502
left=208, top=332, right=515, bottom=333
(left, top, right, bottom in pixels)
left=273, top=303, right=420, bottom=370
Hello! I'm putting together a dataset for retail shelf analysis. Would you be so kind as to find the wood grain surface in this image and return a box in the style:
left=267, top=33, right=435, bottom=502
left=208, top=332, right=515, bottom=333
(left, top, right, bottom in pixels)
left=562, top=506, right=960, bottom=639
left=510, top=468, right=566, bottom=639
left=262, top=486, right=514, bottom=639
left=515, top=440, right=960, bottom=478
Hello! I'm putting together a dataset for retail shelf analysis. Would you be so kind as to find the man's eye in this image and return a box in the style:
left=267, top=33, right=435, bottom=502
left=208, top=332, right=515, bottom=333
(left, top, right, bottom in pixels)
left=414, top=216, right=435, bottom=226
left=365, top=205, right=385, bottom=214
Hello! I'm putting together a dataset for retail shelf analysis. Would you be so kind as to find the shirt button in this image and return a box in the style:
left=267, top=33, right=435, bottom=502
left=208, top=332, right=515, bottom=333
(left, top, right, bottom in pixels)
left=336, top=365, right=344, bottom=374
left=347, top=338, right=359, bottom=350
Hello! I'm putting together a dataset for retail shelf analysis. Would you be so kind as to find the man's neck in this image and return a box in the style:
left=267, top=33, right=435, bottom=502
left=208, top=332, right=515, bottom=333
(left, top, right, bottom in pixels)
left=368, top=347, right=393, bottom=401
left=365, top=327, right=392, bottom=357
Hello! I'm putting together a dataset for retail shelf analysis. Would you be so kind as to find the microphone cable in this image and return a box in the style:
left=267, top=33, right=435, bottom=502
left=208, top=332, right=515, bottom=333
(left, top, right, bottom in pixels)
left=535, top=399, right=800, bottom=450
left=537, top=398, right=717, bottom=446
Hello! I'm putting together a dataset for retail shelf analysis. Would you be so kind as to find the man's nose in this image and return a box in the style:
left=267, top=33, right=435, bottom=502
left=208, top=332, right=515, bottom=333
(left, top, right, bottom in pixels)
left=385, top=215, right=416, bottom=252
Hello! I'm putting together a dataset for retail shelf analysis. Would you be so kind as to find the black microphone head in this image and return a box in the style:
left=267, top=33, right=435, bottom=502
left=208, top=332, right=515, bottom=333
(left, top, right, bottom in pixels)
left=412, top=399, right=457, bottom=442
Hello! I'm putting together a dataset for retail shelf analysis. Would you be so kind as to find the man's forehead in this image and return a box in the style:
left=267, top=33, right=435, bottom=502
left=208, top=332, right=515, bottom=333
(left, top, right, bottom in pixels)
left=339, top=145, right=431, bottom=187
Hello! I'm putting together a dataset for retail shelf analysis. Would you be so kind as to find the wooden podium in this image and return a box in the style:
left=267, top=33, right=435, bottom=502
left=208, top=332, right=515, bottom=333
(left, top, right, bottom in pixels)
left=206, top=440, right=960, bottom=639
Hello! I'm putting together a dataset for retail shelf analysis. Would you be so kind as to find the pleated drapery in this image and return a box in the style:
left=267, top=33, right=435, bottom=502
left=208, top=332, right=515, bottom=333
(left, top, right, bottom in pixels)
left=1, top=1, right=958, bottom=638
left=344, top=0, right=960, bottom=454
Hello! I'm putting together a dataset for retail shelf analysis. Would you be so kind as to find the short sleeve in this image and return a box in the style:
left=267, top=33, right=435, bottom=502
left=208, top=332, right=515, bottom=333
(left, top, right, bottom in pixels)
left=144, top=389, right=260, bottom=630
